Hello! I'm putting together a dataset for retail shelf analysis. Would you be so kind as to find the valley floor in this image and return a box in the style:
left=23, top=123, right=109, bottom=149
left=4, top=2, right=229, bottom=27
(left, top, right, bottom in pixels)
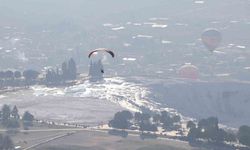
left=7, top=127, right=203, bottom=150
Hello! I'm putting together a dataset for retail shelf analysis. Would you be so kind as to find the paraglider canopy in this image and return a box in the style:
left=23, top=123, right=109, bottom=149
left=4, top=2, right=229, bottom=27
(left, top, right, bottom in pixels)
left=201, top=28, right=222, bottom=52
left=88, top=48, right=115, bottom=82
left=88, top=48, right=115, bottom=58
left=178, top=63, right=199, bottom=80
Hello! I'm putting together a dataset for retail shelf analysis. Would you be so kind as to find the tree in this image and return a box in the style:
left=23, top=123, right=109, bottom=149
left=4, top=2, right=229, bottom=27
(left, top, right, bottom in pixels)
left=119, top=110, right=133, bottom=120
left=108, top=111, right=133, bottom=129
left=238, top=125, right=250, bottom=146
left=224, top=132, right=236, bottom=142
left=141, top=113, right=151, bottom=122
left=197, top=117, right=219, bottom=141
left=187, top=121, right=196, bottom=130
left=215, top=129, right=236, bottom=143
left=109, top=118, right=130, bottom=129
left=61, top=61, right=68, bottom=80
left=152, top=114, right=161, bottom=125
left=67, top=58, right=77, bottom=80
left=160, top=111, right=172, bottom=124
left=11, top=105, right=19, bottom=119
left=0, top=71, right=5, bottom=80
left=22, top=111, right=34, bottom=127
left=7, top=118, right=20, bottom=128
left=139, top=122, right=157, bottom=132
left=134, top=112, right=152, bottom=126
left=134, top=112, right=143, bottom=124
left=61, top=58, right=77, bottom=80
left=2, top=105, right=11, bottom=126
left=160, top=111, right=181, bottom=131
left=172, top=114, right=181, bottom=123
left=187, top=116, right=235, bottom=143
left=45, top=69, right=61, bottom=85
left=23, top=70, right=39, bottom=86
left=14, top=71, right=21, bottom=79
left=0, top=134, right=3, bottom=150
left=4, top=71, right=14, bottom=80
left=23, top=70, right=39, bottom=81
left=0, top=111, right=2, bottom=121
left=187, top=127, right=200, bottom=142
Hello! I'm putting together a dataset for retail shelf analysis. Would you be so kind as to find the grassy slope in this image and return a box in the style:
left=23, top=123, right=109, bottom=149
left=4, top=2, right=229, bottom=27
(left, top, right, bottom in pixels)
left=36, top=130, right=205, bottom=150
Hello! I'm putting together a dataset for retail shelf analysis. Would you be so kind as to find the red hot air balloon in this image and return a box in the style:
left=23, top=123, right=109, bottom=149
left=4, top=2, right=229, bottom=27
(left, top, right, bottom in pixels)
left=201, top=28, right=222, bottom=52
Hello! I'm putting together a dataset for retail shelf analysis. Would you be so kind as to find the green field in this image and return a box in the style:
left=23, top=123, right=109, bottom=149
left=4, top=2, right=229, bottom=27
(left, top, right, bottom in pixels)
left=2, top=125, right=208, bottom=150
left=31, top=130, right=206, bottom=150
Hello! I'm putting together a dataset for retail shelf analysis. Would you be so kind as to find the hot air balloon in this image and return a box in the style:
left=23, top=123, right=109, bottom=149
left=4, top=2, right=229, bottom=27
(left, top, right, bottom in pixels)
left=88, top=48, right=115, bottom=58
left=178, top=63, right=199, bottom=80
left=201, top=28, right=222, bottom=52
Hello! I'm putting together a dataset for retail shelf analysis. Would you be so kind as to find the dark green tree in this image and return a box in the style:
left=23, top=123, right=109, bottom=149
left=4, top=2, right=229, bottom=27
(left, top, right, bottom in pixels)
left=141, top=113, right=151, bottom=122
left=238, top=125, right=250, bottom=146
left=139, top=122, right=157, bottom=132
left=22, top=111, right=34, bottom=128
left=45, top=69, right=61, bottom=85
left=172, top=114, right=181, bottom=123
left=7, top=118, right=20, bottom=129
left=109, top=117, right=130, bottom=129
left=4, top=71, right=14, bottom=80
left=61, top=61, right=68, bottom=80
left=187, top=127, right=200, bottom=142
left=134, top=112, right=152, bottom=125
left=215, top=128, right=236, bottom=143
left=108, top=111, right=133, bottom=129
left=187, top=121, right=196, bottom=130
left=0, top=134, right=3, bottom=150
left=160, top=111, right=181, bottom=131
left=0, top=111, right=2, bottom=121
left=197, top=117, right=219, bottom=141
left=68, top=58, right=77, bottom=80
left=224, top=131, right=236, bottom=142
left=23, top=70, right=39, bottom=81
left=160, top=111, right=172, bottom=123
left=187, top=116, right=235, bottom=143
left=134, top=112, right=143, bottom=124
left=0, top=71, right=5, bottom=80
left=11, top=106, right=19, bottom=119
left=2, top=105, right=11, bottom=126
left=119, top=110, right=133, bottom=120
left=152, top=114, right=161, bottom=125
left=14, top=71, right=21, bottom=79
